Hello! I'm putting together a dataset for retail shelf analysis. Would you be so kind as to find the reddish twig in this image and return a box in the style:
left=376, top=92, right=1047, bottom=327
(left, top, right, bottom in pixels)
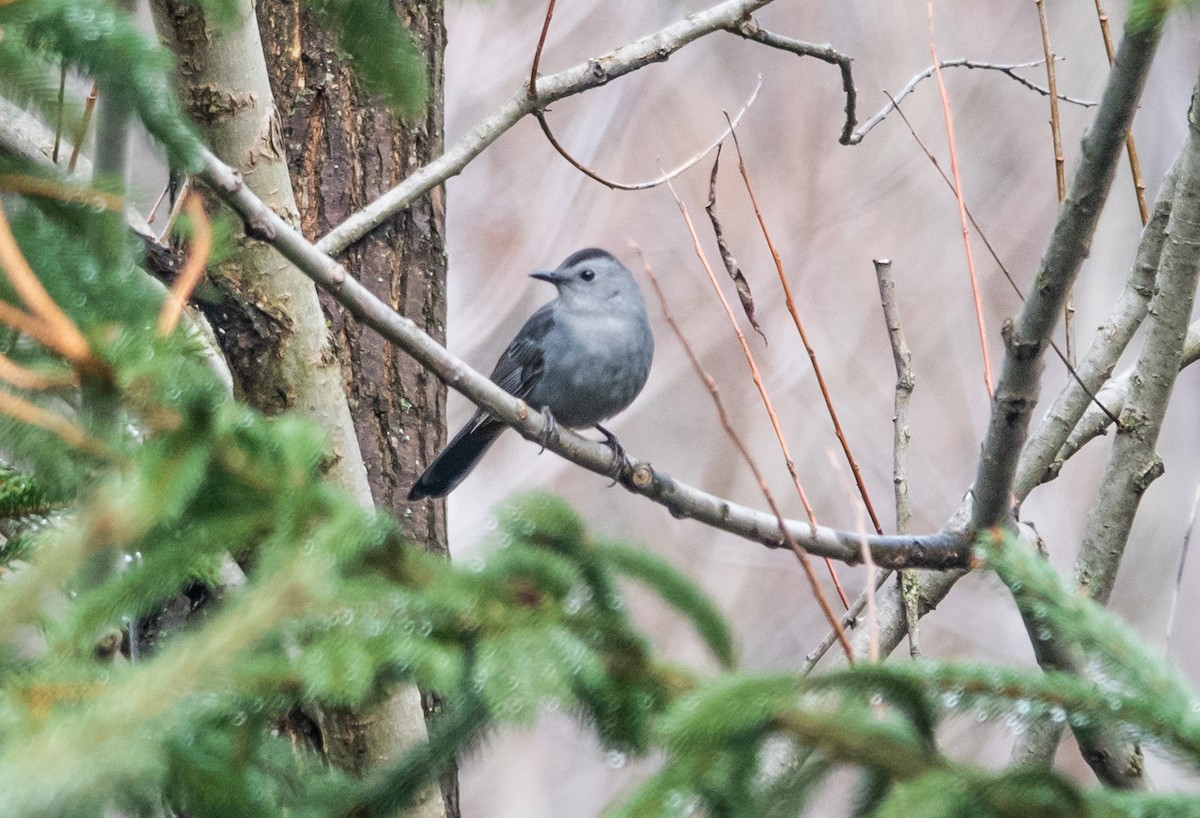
left=885, top=94, right=1121, bottom=430
left=0, top=174, right=122, bottom=212
left=156, top=193, right=212, bottom=336
left=526, top=0, right=764, bottom=190
left=704, top=146, right=851, bottom=604
left=665, top=178, right=853, bottom=611
left=926, top=6, right=993, bottom=397
left=528, top=0, right=557, bottom=100
left=829, top=450, right=878, bottom=661
left=634, top=243, right=854, bottom=659
left=0, top=302, right=61, bottom=356
left=725, top=116, right=884, bottom=538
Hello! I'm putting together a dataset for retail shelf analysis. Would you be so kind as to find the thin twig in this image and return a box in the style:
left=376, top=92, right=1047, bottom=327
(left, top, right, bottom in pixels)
left=666, top=178, right=855, bottom=613
left=665, top=178, right=820, bottom=526
left=703, top=148, right=850, bottom=606
left=926, top=6, right=993, bottom=397
left=635, top=244, right=853, bottom=659
left=726, top=116, right=884, bottom=538
left=52, top=62, right=66, bottom=165
left=1165, top=483, right=1200, bottom=653
left=874, top=259, right=919, bottom=658
left=802, top=570, right=891, bottom=672
left=828, top=450, right=878, bottom=661
left=850, top=58, right=1095, bottom=145
left=527, top=0, right=557, bottom=100
left=157, top=177, right=191, bottom=244
left=0, top=200, right=95, bottom=371
left=726, top=20, right=857, bottom=144
left=156, top=193, right=212, bottom=336
left=1036, top=2, right=1067, bottom=203
left=1093, top=0, right=1150, bottom=225
left=145, top=183, right=170, bottom=226
left=885, top=95, right=1121, bottom=429
left=532, top=79, right=762, bottom=192
left=68, top=81, right=98, bottom=174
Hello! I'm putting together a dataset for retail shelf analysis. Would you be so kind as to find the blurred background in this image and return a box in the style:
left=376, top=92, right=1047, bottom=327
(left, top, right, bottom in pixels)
left=435, top=1, right=1200, bottom=814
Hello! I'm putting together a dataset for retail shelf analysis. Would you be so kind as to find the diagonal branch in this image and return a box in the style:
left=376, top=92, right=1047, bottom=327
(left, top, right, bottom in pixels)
left=1014, top=162, right=1178, bottom=499
left=198, top=146, right=970, bottom=570
left=316, top=0, right=776, bottom=256
left=970, top=20, right=1163, bottom=531
left=807, top=13, right=1171, bottom=672
left=1074, top=80, right=1200, bottom=610
left=1056, top=318, right=1200, bottom=466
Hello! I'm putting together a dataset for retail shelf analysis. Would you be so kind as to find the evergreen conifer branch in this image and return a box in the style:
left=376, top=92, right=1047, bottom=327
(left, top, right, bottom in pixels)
left=980, top=529, right=1200, bottom=758
left=12, top=0, right=201, bottom=167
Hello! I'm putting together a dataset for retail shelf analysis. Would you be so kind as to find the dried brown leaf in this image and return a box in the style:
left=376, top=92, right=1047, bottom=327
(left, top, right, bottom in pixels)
left=705, top=148, right=766, bottom=344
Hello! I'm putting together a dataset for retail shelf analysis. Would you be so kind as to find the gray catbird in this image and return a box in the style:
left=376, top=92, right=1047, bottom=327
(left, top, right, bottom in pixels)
left=407, top=248, right=654, bottom=500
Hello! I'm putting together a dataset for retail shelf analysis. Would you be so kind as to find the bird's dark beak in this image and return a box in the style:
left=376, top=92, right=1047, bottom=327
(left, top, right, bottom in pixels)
left=530, top=270, right=565, bottom=284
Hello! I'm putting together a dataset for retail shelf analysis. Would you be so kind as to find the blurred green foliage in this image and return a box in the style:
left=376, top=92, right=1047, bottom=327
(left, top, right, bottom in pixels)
left=0, top=1, right=1197, bottom=816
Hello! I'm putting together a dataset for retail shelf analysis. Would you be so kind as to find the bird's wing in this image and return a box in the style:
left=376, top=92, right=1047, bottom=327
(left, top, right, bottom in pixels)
left=488, top=302, right=554, bottom=401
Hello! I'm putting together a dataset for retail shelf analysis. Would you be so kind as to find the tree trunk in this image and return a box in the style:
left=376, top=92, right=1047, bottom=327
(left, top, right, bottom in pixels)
left=255, top=1, right=453, bottom=814
left=154, top=1, right=450, bottom=815
left=151, top=0, right=374, bottom=505
left=256, top=0, right=448, bottom=556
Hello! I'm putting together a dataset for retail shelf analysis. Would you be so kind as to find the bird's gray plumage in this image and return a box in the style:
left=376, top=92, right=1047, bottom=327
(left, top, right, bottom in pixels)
left=408, top=248, right=654, bottom=500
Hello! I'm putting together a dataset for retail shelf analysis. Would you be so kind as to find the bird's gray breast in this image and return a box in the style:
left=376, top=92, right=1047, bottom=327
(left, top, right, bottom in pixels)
left=528, top=308, right=654, bottom=428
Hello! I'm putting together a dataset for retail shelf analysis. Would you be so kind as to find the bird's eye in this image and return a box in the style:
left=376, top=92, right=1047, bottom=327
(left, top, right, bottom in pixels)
left=580, top=269, right=595, bottom=282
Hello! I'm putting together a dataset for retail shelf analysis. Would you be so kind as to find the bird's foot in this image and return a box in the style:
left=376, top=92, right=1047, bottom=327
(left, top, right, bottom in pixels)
left=537, top=407, right=559, bottom=453
left=595, top=424, right=631, bottom=486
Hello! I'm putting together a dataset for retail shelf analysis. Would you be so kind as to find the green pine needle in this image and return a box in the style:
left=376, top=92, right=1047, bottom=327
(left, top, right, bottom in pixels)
left=596, top=540, right=736, bottom=668
left=306, top=0, right=429, bottom=118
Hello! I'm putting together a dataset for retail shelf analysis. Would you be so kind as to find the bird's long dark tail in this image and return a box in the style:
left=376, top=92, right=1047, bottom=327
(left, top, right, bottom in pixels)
left=407, top=416, right=506, bottom=500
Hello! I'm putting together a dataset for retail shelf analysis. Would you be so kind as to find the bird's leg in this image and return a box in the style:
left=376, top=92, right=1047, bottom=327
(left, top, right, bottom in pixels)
left=595, top=424, right=630, bottom=485
left=537, top=406, right=558, bottom=453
